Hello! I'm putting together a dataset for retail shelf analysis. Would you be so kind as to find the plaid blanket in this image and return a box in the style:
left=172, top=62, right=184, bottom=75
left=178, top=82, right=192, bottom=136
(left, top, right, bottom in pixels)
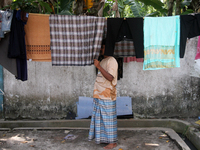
left=49, top=15, right=106, bottom=66
left=88, top=98, right=117, bottom=144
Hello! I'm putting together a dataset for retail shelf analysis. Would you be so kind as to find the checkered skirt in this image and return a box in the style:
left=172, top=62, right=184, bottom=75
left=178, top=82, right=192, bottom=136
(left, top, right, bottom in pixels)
left=88, top=98, right=117, bottom=144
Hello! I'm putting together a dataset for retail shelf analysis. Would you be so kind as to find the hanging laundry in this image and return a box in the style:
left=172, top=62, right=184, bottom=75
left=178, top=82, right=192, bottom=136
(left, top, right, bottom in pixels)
left=0, top=9, right=13, bottom=32
left=8, top=10, right=27, bottom=59
left=195, top=36, right=200, bottom=60
left=49, top=15, right=106, bottom=66
left=114, top=40, right=135, bottom=56
left=103, top=21, right=137, bottom=57
left=190, top=36, right=200, bottom=78
left=105, top=18, right=144, bottom=58
left=143, top=16, right=180, bottom=70
left=115, top=57, right=123, bottom=80
left=0, top=33, right=17, bottom=76
left=8, top=10, right=28, bottom=81
left=180, top=14, right=200, bottom=58
left=113, top=38, right=143, bottom=62
left=24, top=13, right=51, bottom=62
left=124, top=57, right=143, bottom=63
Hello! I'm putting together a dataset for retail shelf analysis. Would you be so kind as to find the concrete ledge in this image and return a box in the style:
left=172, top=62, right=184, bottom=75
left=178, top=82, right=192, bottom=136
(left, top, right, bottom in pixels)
left=185, top=127, right=200, bottom=150
left=0, top=119, right=199, bottom=149
left=0, top=119, right=191, bottom=130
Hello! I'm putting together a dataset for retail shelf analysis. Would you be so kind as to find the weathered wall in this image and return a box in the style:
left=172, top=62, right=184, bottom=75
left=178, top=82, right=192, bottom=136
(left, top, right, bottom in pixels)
left=3, top=37, right=200, bottom=120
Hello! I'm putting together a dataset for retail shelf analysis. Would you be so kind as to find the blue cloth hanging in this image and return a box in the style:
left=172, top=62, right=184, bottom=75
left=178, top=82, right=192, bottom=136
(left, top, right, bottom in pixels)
left=143, top=16, right=180, bottom=70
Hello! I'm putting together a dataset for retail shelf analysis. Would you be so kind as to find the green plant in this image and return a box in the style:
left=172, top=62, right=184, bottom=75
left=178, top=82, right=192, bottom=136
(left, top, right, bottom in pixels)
left=103, top=0, right=193, bottom=18
left=58, top=0, right=75, bottom=15
left=4, top=0, right=53, bottom=14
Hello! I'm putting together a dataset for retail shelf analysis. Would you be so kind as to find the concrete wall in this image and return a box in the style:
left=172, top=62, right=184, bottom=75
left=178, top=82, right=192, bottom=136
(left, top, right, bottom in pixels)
left=3, top=37, right=200, bottom=120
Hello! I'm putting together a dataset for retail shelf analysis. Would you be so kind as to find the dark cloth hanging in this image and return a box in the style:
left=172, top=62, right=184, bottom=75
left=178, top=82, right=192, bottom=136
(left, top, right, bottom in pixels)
left=115, top=57, right=123, bottom=80
left=105, top=18, right=144, bottom=58
left=8, top=10, right=26, bottom=59
left=8, top=10, right=28, bottom=81
left=180, top=14, right=200, bottom=58
left=16, top=58, right=27, bottom=81
left=0, top=32, right=17, bottom=76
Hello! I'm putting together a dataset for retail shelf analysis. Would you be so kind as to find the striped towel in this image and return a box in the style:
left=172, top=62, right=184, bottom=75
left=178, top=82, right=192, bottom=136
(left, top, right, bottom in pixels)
left=88, top=98, right=117, bottom=144
left=49, top=15, right=106, bottom=66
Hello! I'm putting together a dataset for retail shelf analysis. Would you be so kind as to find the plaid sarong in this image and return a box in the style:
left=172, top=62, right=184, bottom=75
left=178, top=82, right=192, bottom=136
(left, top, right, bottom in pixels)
left=88, top=98, right=117, bottom=144
left=49, top=15, right=106, bottom=66
left=114, top=40, right=135, bottom=56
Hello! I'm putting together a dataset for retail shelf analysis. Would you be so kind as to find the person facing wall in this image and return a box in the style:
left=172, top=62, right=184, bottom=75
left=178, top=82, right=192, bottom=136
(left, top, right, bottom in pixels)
left=88, top=39, right=118, bottom=149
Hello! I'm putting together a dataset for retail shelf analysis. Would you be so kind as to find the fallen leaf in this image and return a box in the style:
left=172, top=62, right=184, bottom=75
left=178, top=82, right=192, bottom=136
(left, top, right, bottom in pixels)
left=21, top=141, right=28, bottom=144
left=195, top=120, right=200, bottom=125
left=61, top=140, right=65, bottom=143
left=166, top=140, right=169, bottom=143
left=29, top=145, right=35, bottom=147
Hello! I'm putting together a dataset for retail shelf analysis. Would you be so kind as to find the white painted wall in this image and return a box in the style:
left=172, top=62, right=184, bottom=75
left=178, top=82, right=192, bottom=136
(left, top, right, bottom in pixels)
left=3, top=37, right=200, bottom=119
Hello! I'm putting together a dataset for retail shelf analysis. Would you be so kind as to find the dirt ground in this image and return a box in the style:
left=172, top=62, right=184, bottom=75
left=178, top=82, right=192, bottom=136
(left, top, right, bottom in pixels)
left=0, top=129, right=181, bottom=150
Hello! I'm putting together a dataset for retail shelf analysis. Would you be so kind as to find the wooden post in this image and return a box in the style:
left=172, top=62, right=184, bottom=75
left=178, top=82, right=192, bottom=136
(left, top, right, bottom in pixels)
left=168, top=0, right=174, bottom=16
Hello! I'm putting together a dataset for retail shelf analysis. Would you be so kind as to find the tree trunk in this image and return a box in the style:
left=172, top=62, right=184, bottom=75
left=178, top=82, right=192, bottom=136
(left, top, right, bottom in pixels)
left=0, top=0, right=4, bottom=9
left=73, top=0, right=102, bottom=16
left=175, top=0, right=181, bottom=15
left=190, top=0, right=200, bottom=13
left=3, top=0, right=12, bottom=6
left=168, top=0, right=174, bottom=16
left=74, top=0, right=84, bottom=15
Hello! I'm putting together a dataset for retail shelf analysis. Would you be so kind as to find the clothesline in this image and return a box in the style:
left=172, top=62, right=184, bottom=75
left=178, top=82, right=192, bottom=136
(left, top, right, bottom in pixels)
left=1, top=10, right=200, bottom=81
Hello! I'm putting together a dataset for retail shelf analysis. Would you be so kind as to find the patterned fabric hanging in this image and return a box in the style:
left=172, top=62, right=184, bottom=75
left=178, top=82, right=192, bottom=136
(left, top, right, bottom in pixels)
left=49, top=15, right=106, bottom=66
left=25, top=13, right=51, bottom=62
left=143, top=16, right=180, bottom=70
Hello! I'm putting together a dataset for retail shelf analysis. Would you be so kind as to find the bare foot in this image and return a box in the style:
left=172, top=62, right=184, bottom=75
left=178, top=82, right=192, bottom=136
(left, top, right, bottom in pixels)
left=103, top=143, right=117, bottom=149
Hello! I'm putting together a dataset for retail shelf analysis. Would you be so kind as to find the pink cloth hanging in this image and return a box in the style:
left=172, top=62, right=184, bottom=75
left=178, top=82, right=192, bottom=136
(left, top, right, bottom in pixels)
left=195, top=36, right=200, bottom=60
left=124, top=56, right=143, bottom=63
